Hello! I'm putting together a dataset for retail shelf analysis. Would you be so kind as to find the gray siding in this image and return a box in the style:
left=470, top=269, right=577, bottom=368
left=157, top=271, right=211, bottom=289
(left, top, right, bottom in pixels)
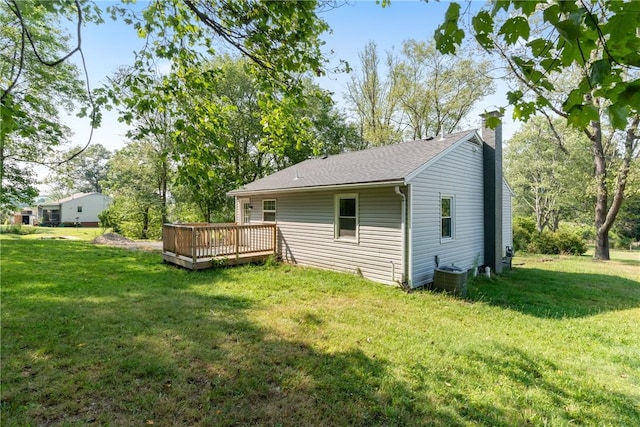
left=408, top=140, right=485, bottom=287
left=502, top=179, right=513, bottom=254
left=236, top=186, right=404, bottom=285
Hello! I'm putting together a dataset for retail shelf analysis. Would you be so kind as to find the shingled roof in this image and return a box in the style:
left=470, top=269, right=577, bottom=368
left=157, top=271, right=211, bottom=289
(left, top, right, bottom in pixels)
left=228, top=130, right=479, bottom=195
left=38, top=192, right=103, bottom=206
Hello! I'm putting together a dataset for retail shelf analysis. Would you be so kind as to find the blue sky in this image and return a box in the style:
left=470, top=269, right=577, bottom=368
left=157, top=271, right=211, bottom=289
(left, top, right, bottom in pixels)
left=64, top=0, right=516, bottom=155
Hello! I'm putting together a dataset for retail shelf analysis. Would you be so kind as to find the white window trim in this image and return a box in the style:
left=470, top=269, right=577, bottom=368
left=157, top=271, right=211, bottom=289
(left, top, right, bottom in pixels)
left=334, top=193, right=358, bottom=242
left=262, top=199, right=276, bottom=223
left=440, top=194, right=455, bottom=242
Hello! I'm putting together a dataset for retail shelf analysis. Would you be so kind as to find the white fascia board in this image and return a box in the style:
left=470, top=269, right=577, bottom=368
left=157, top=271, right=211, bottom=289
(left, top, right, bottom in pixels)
left=404, top=130, right=481, bottom=184
left=226, top=180, right=406, bottom=197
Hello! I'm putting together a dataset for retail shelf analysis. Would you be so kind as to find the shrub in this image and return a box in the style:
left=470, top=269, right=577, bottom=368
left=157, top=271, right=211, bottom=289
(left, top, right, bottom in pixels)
left=526, top=231, right=557, bottom=254
left=562, top=222, right=595, bottom=242
left=513, top=216, right=536, bottom=252
left=0, top=224, right=37, bottom=235
left=609, top=231, right=633, bottom=250
left=554, top=229, right=587, bottom=255
left=526, top=228, right=587, bottom=255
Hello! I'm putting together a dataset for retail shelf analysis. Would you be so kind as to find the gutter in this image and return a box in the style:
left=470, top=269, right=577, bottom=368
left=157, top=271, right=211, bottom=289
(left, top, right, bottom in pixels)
left=227, top=180, right=406, bottom=197
left=394, top=185, right=409, bottom=289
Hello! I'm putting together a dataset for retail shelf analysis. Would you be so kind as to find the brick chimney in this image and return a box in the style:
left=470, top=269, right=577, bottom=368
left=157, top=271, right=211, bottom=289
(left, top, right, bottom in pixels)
left=481, top=111, right=503, bottom=274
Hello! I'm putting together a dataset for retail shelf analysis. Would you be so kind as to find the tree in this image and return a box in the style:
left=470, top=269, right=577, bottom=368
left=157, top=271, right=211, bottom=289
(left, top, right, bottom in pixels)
left=435, top=0, right=640, bottom=260
left=345, top=39, right=494, bottom=146
left=345, top=41, right=403, bottom=146
left=394, top=39, right=494, bottom=139
left=45, top=143, right=112, bottom=197
left=98, top=1, right=338, bottom=222
left=505, top=116, right=591, bottom=232
left=0, top=0, right=96, bottom=211
left=101, top=140, right=166, bottom=239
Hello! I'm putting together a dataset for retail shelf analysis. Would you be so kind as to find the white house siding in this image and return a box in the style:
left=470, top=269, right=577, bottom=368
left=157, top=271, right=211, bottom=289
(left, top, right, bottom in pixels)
left=502, top=179, right=514, bottom=254
left=237, top=186, right=404, bottom=285
left=408, top=140, right=485, bottom=287
left=60, top=193, right=112, bottom=225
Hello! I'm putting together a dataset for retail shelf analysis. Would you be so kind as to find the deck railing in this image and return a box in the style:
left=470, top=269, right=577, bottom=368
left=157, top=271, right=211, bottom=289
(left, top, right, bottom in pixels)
left=162, top=223, right=277, bottom=265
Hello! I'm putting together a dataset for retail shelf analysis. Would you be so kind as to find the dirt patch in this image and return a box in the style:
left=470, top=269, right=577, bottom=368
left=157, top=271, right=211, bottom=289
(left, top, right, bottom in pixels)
left=92, top=232, right=163, bottom=251
left=93, top=232, right=135, bottom=246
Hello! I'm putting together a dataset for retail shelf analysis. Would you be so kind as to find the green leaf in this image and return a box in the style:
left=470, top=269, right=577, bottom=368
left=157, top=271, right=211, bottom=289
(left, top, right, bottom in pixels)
left=512, top=100, right=537, bottom=121
left=566, top=104, right=599, bottom=129
left=527, top=39, right=553, bottom=57
left=589, top=59, right=611, bottom=87
left=608, top=104, right=629, bottom=130
left=513, top=0, right=540, bottom=15
left=542, top=4, right=561, bottom=25
left=434, top=3, right=464, bottom=54
left=564, top=88, right=585, bottom=112
left=499, top=16, right=530, bottom=45
left=617, top=81, right=640, bottom=110
left=472, top=11, right=494, bottom=49
left=554, top=18, right=581, bottom=43
left=491, top=1, right=511, bottom=16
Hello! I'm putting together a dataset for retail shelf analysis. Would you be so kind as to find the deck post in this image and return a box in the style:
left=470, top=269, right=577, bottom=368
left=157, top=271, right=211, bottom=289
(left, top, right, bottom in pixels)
left=272, top=224, right=277, bottom=255
left=192, top=226, right=197, bottom=265
left=173, top=226, right=178, bottom=256
left=235, top=225, right=240, bottom=260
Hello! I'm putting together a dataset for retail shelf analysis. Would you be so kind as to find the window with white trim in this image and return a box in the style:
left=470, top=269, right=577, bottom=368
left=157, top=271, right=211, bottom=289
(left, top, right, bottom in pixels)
left=263, top=199, right=276, bottom=222
left=335, top=194, right=358, bottom=240
left=77, top=206, right=83, bottom=213
left=441, top=195, right=454, bottom=239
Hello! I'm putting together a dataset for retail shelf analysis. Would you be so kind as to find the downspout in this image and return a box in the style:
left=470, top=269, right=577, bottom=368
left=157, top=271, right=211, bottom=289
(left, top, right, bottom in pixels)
left=395, top=186, right=408, bottom=288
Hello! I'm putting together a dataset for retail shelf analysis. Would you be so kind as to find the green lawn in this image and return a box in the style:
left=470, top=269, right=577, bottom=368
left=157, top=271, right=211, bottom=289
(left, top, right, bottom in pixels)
left=0, top=225, right=108, bottom=241
left=1, top=239, right=638, bottom=426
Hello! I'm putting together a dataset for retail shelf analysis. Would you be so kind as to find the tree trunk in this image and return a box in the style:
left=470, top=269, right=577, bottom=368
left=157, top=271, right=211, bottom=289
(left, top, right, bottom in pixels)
left=142, top=206, right=149, bottom=240
left=590, top=120, right=610, bottom=260
left=594, top=227, right=610, bottom=260
left=591, top=116, right=639, bottom=260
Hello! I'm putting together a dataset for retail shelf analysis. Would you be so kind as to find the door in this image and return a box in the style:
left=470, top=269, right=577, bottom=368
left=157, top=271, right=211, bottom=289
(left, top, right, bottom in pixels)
left=239, top=199, right=251, bottom=225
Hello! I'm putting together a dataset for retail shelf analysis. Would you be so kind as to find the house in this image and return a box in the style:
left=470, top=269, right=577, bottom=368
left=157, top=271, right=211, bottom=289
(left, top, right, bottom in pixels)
left=12, top=208, right=38, bottom=225
left=227, top=113, right=513, bottom=288
left=37, top=192, right=112, bottom=227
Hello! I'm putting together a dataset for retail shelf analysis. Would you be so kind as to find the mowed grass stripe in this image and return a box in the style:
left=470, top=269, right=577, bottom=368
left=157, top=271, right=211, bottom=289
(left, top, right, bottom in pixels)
left=1, top=239, right=639, bottom=426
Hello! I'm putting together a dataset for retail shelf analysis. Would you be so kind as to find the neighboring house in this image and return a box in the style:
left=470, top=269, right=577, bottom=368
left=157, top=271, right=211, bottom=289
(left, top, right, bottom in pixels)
left=37, top=192, right=112, bottom=227
left=12, top=208, right=38, bottom=225
left=228, top=114, right=513, bottom=288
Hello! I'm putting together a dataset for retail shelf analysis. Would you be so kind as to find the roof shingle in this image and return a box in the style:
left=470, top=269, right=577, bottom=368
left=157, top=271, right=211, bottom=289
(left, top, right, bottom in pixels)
left=229, top=130, right=477, bottom=194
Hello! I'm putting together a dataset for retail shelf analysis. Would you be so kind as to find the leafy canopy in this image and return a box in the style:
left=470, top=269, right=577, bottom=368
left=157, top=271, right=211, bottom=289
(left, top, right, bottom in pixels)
left=434, top=0, right=640, bottom=130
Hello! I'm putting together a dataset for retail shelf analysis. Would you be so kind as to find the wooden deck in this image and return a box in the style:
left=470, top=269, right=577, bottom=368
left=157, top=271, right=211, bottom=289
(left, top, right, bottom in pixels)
left=162, top=223, right=277, bottom=270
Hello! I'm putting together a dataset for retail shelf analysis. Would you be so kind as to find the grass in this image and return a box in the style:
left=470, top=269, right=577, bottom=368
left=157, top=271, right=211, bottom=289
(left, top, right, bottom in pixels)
left=0, top=225, right=108, bottom=241
left=1, top=239, right=639, bottom=426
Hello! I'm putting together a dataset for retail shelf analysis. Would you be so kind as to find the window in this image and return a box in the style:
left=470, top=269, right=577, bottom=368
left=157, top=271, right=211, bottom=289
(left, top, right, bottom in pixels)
left=263, top=200, right=276, bottom=222
left=335, top=194, right=358, bottom=240
left=77, top=206, right=83, bottom=213
left=441, top=195, right=454, bottom=239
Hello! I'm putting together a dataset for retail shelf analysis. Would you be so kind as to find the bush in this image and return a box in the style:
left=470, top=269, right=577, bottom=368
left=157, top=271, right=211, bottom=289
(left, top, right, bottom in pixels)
left=555, top=229, right=587, bottom=255
left=513, top=216, right=536, bottom=252
left=0, top=224, right=37, bottom=235
left=609, top=231, right=633, bottom=250
left=526, top=228, right=587, bottom=255
left=515, top=217, right=588, bottom=256
left=562, top=222, right=595, bottom=242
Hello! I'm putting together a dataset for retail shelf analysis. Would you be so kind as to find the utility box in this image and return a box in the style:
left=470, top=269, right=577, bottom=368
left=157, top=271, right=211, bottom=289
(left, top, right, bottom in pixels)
left=434, top=266, right=468, bottom=296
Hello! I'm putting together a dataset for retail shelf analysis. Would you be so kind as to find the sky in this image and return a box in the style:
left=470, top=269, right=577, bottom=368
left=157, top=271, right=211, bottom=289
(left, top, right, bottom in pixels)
left=62, top=0, right=517, bottom=157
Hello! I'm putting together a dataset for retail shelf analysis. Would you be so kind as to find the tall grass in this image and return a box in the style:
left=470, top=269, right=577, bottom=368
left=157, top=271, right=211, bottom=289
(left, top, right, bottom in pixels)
left=1, top=240, right=638, bottom=426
